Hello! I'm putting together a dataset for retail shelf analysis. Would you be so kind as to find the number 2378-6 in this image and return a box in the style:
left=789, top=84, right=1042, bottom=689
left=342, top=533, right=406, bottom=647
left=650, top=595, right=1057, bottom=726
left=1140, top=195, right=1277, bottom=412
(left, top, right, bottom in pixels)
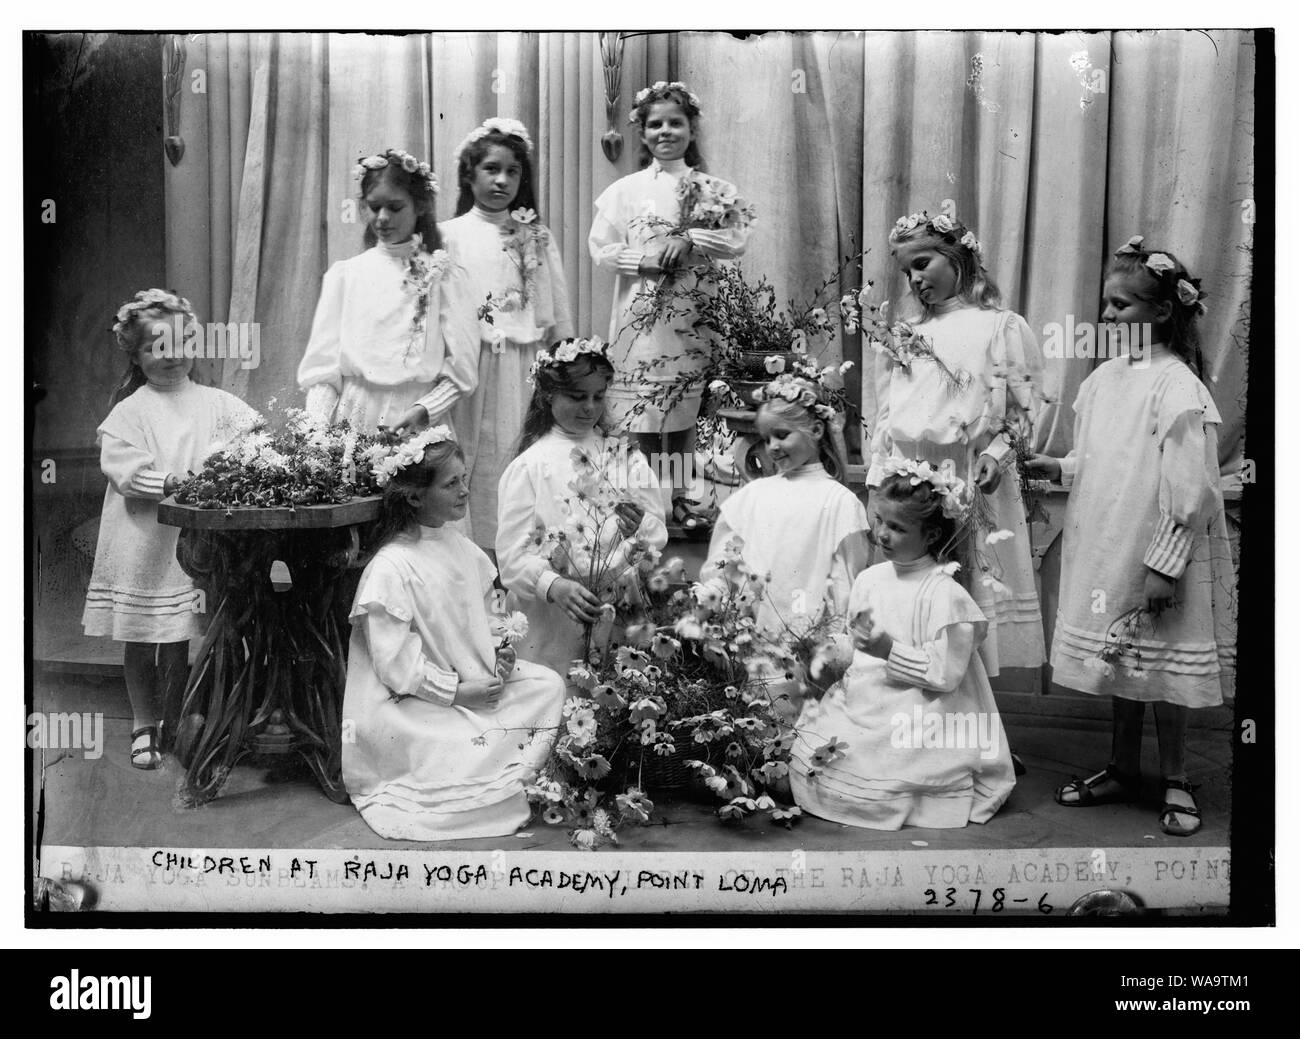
left=923, top=887, right=1054, bottom=914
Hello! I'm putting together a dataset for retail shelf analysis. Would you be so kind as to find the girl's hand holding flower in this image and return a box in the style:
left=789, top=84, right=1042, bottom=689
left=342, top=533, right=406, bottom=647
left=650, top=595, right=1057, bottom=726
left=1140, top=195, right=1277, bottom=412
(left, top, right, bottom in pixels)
left=850, top=607, right=893, bottom=659
left=1024, top=453, right=1062, bottom=483
left=659, top=236, right=692, bottom=272
left=383, top=404, right=429, bottom=437
left=1143, top=569, right=1178, bottom=618
left=614, top=500, right=646, bottom=539
left=973, top=453, right=1002, bottom=493
left=455, top=675, right=504, bottom=710
left=547, top=577, right=604, bottom=624
left=495, top=644, right=517, bottom=681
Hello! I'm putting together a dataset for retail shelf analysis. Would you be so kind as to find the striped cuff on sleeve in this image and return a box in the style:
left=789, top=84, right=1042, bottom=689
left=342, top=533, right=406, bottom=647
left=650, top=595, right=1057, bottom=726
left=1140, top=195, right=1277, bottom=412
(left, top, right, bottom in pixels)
left=128, top=469, right=169, bottom=499
left=885, top=641, right=932, bottom=687
left=1142, top=514, right=1194, bottom=579
left=416, top=380, right=458, bottom=425
left=418, top=662, right=459, bottom=708
left=616, top=248, right=646, bottom=277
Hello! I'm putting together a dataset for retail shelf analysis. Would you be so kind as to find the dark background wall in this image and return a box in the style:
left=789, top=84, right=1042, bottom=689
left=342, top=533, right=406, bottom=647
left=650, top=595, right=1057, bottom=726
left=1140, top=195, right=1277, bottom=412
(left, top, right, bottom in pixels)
left=28, top=33, right=166, bottom=652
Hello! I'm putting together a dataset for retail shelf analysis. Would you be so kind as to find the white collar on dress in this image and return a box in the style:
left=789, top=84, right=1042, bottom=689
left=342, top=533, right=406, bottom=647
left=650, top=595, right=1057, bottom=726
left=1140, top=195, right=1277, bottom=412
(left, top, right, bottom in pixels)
left=650, top=157, right=689, bottom=177
left=469, top=205, right=513, bottom=226
left=375, top=233, right=422, bottom=261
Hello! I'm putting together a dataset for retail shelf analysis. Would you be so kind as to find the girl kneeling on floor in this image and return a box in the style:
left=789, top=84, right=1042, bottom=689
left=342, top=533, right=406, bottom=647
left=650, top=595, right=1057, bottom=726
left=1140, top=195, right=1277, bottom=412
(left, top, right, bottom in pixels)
left=789, top=460, right=1016, bottom=830
left=342, top=426, right=565, bottom=841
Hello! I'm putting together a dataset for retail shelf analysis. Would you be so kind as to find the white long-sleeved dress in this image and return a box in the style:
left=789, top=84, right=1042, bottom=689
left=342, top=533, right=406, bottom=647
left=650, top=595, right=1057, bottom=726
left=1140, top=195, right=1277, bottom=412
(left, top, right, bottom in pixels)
left=495, top=428, right=669, bottom=680
left=869, top=298, right=1046, bottom=675
left=703, top=462, right=869, bottom=640
left=1050, top=352, right=1235, bottom=706
left=790, top=557, right=1017, bottom=830
left=443, top=206, right=574, bottom=549
left=82, top=379, right=260, bottom=642
left=296, top=235, right=480, bottom=433
left=342, top=525, right=565, bottom=841
left=588, top=159, right=750, bottom=433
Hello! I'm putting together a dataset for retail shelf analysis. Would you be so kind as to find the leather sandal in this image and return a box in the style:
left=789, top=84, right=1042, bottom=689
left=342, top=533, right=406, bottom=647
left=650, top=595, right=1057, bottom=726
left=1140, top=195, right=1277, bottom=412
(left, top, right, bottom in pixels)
left=130, top=725, right=162, bottom=771
left=1055, top=765, right=1140, bottom=807
left=1159, top=778, right=1202, bottom=837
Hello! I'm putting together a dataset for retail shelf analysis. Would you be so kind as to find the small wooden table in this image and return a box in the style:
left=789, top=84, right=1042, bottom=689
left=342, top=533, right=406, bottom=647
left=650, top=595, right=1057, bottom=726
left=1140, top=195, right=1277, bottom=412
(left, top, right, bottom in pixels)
left=158, top=497, right=381, bottom=806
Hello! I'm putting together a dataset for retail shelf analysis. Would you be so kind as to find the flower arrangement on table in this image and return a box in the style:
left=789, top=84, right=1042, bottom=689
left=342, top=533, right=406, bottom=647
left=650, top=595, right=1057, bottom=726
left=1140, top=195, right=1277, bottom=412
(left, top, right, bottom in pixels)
left=525, top=536, right=855, bottom=850
left=619, top=251, right=868, bottom=439
left=173, top=407, right=391, bottom=510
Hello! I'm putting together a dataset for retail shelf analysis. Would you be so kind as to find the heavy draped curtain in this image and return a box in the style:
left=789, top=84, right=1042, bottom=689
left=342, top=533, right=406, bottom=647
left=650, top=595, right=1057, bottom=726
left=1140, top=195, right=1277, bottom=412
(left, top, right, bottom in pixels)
left=165, top=29, right=1255, bottom=468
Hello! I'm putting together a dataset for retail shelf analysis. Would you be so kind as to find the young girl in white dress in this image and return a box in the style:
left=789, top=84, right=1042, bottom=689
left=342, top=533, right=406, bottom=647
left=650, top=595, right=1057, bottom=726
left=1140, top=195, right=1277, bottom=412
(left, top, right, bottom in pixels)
left=297, top=148, right=479, bottom=435
left=444, top=118, right=574, bottom=552
left=872, top=211, right=1046, bottom=678
left=588, top=81, right=752, bottom=535
left=342, top=426, right=565, bottom=841
left=790, top=462, right=1017, bottom=830
left=495, top=338, right=668, bottom=681
left=82, top=290, right=259, bottom=769
left=702, top=375, right=869, bottom=643
left=1028, top=240, right=1234, bottom=837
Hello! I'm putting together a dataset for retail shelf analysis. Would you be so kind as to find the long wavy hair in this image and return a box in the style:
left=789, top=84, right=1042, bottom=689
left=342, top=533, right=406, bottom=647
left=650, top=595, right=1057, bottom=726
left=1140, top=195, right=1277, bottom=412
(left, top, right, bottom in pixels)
left=514, top=351, right=616, bottom=457
left=454, top=129, right=538, bottom=218
left=371, top=439, right=466, bottom=550
left=360, top=162, right=442, bottom=252
left=875, top=471, right=960, bottom=563
left=755, top=398, right=846, bottom=477
left=631, top=84, right=705, bottom=171
left=1105, top=248, right=1206, bottom=379
left=890, top=219, right=1002, bottom=320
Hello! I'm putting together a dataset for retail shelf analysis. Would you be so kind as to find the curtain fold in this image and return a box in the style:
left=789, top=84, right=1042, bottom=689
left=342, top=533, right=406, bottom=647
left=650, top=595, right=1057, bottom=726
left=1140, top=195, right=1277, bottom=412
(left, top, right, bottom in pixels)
left=165, top=29, right=1254, bottom=468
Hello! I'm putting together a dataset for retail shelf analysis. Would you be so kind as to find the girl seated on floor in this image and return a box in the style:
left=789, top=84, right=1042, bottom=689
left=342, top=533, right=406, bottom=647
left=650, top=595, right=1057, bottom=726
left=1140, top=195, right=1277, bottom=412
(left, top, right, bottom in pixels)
left=789, top=460, right=1017, bottom=830
left=342, top=426, right=564, bottom=841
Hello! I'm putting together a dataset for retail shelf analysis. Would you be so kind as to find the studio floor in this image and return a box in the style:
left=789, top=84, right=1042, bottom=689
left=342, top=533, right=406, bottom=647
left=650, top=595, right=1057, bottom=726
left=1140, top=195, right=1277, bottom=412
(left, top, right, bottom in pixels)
left=33, top=669, right=1233, bottom=856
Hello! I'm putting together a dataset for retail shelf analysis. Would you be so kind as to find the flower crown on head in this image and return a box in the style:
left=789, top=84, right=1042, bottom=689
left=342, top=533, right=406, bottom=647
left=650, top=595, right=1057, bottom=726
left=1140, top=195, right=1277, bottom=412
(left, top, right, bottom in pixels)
left=751, top=374, right=838, bottom=422
left=112, top=288, right=196, bottom=348
left=527, top=336, right=610, bottom=386
left=1113, top=235, right=1207, bottom=315
left=879, top=457, right=968, bottom=520
left=354, top=149, right=438, bottom=197
left=452, top=117, right=534, bottom=166
left=629, top=81, right=702, bottom=123
left=371, top=425, right=456, bottom=488
left=889, top=209, right=982, bottom=256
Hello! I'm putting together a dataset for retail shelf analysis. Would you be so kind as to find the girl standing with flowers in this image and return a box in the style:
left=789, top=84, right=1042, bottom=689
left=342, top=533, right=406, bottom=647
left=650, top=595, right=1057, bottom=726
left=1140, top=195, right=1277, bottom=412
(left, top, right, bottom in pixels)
left=444, top=118, right=574, bottom=552
left=871, top=210, right=1047, bottom=677
left=789, top=461, right=1016, bottom=830
left=83, top=290, right=260, bottom=769
left=495, top=337, right=668, bottom=680
left=588, top=81, right=754, bottom=534
left=297, top=148, right=479, bottom=435
left=343, top=425, right=564, bottom=841
left=1028, top=239, right=1234, bottom=837
left=702, top=373, right=869, bottom=643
